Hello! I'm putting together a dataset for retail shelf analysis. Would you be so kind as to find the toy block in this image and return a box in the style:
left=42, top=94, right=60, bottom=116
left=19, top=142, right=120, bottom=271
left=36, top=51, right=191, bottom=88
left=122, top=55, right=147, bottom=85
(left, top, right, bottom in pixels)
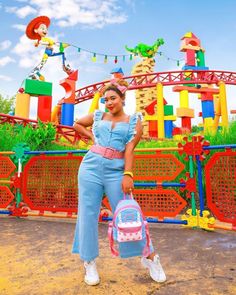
left=164, top=115, right=176, bottom=121
left=145, top=115, right=157, bottom=121
left=184, top=71, right=193, bottom=78
left=181, top=32, right=193, bottom=39
left=60, top=76, right=76, bottom=104
left=37, top=96, right=52, bottom=122
left=196, top=50, right=206, bottom=67
left=180, top=45, right=201, bottom=52
left=181, top=32, right=199, bottom=41
left=176, top=107, right=194, bottom=118
left=180, top=90, right=189, bottom=108
left=182, top=65, right=209, bottom=70
left=173, top=86, right=219, bottom=94
left=203, top=117, right=214, bottom=134
left=15, top=93, right=30, bottom=118
left=24, top=79, right=52, bottom=96
left=201, top=100, right=215, bottom=118
left=111, top=67, right=124, bottom=74
left=164, top=120, right=173, bottom=138
left=164, top=105, right=173, bottom=116
left=172, top=127, right=182, bottom=135
left=144, top=98, right=168, bottom=115
left=186, top=49, right=196, bottom=66
left=61, top=103, right=74, bottom=126
left=67, top=70, right=78, bottom=81
left=23, top=79, right=52, bottom=96
left=145, top=115, right=176, bottom=121
left=182, top=117, right=192, bottom=129
left=148, top=121, right=158, bottom=137
left=201, top=92, right=214, bottom=101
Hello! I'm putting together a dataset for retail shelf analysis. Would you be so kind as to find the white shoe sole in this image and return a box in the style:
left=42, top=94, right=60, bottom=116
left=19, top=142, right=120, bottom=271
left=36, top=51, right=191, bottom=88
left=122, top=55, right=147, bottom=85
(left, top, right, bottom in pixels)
left=84, top=278, right=100, bottom=286
left=141, top=258, right=167, bottom=283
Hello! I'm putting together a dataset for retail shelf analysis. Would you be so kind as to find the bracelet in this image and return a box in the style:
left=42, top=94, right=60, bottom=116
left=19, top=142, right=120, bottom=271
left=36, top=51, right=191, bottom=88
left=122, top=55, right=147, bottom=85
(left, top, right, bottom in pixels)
left=123, top=171, right=134, bottom=178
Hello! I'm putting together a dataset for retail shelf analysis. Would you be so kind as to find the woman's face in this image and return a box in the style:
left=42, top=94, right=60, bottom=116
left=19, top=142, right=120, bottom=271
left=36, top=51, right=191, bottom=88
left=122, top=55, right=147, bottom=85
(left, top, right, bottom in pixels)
left=104, top=90, right=124, bottom=114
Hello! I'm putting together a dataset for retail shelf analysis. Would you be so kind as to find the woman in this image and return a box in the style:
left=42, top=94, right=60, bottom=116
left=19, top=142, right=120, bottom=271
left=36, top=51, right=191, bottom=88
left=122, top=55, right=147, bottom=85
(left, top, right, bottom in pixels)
left=72, top=79, right=166, bottom=285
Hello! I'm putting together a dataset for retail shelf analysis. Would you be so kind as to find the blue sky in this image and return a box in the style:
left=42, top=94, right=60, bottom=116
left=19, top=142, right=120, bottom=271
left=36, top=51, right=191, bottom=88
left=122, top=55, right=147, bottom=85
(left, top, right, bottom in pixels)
left=0, top=0, right=236, bottom=121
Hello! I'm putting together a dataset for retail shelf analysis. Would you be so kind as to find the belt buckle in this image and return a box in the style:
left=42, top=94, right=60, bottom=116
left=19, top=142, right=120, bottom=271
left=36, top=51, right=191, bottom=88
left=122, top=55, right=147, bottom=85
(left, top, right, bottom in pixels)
left=103, top=147, right=115, bottom=159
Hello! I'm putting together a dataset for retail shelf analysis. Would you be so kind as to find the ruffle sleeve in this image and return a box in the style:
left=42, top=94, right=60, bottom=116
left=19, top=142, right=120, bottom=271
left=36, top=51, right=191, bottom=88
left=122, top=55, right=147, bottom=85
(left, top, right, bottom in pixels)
left=92, top=110, right=103, bottom=140
left=126, top=112, right=143, bottom=144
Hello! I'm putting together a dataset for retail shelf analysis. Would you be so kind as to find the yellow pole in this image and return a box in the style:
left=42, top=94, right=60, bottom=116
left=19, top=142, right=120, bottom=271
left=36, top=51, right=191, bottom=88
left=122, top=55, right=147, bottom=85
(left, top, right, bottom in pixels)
left=89, top=92, right=101, bottom=113
left=218, top=81, right=229, bottom=128
left=157, top=83, right=164, bottom=139
left=51, top=105, right=61, bottom=123
left=212, top=94, right=221, bottom=134
left=15, top=93, right=30, bottom=118
left=204, top=117, right=214, bottom=134
left=180, top=90, right=189, bottom=108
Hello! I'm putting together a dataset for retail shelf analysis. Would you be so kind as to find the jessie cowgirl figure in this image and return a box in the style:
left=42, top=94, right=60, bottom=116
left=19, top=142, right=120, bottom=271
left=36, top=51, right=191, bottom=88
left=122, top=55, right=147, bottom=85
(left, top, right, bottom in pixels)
left=25, top=15, right=73, bottom=81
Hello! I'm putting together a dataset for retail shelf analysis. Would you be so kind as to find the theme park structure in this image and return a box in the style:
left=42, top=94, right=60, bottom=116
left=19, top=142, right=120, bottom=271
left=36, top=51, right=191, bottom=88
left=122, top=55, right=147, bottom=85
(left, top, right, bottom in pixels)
left=1, top=32, right=236, bottom=143
left=0, top=32, right=235, bottom=231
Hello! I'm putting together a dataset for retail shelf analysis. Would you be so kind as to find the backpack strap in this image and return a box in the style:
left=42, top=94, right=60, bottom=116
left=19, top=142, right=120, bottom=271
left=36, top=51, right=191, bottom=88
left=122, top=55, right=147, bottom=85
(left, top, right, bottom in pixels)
left=142, top=221, right=151, bottom=257
left=108, top=222, right=119, bottom=256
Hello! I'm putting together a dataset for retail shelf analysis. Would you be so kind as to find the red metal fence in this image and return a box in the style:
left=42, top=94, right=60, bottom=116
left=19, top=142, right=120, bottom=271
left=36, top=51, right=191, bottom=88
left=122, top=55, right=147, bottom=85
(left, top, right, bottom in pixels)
left=22, top=155, right=83, bottom=213
left=205, top=149, right=236, bottom=225
left=1, top=148, right=236, bottom=226
left=0, top=156, right=16, bottom=208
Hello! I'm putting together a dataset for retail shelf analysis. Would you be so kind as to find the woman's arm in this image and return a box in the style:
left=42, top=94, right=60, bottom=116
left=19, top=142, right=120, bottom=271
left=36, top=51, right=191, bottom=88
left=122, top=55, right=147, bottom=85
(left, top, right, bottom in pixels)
left=122, top=118, right=143, bottom=194
left=73, top=113, right=95, bottom=142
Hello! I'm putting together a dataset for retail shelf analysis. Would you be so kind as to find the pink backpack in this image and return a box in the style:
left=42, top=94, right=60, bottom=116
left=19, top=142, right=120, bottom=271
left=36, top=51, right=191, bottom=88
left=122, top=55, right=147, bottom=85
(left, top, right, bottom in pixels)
left=108, top=193, right=151, bottom=257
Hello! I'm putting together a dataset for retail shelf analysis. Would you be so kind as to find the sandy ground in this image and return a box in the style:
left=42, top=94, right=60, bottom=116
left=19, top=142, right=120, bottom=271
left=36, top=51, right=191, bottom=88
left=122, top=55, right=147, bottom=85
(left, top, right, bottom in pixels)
left=0, top=217, right=235, bottom=295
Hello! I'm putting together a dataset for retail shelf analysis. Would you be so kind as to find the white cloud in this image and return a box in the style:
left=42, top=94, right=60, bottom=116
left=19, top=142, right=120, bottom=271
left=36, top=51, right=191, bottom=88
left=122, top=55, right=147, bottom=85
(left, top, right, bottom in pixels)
left=5, top=5, right=36, bottom=18
left=0, top=56, right=15, bottom=67
left=11, top=34, right=37, bottom=68
left=0, top=75, right=13, bottom=82
left=6, top=0, right=128, bottom=28
left=0, top=40, right=12, bottom=51
left=12, top=24, right=26, bottom=32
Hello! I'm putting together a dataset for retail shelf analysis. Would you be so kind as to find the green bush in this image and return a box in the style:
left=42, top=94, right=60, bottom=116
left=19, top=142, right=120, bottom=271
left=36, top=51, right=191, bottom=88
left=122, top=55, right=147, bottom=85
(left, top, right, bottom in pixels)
left=0, top=94, right=15, bottom=114
left=205, top=120, right=236, bottom=145
left=0, top=121, right=56, bottom=151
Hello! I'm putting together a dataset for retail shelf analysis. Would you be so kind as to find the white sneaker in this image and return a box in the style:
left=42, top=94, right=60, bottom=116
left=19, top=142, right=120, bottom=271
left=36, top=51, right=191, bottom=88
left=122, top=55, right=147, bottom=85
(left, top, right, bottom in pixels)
left=84, top=260, right=100, bottom=286
left=141, top=254, right=167, bottom=283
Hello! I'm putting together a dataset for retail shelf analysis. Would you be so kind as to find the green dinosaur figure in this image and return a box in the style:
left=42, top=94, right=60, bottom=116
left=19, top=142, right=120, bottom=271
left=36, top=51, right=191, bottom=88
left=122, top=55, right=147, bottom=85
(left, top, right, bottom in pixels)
left=125, top=38, right=164, bottom=58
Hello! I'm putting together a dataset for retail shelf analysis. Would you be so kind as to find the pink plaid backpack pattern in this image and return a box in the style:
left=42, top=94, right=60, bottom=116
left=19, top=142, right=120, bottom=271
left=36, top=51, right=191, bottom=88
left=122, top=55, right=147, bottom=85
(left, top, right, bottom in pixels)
left=108, top=193, right=151, bottom=257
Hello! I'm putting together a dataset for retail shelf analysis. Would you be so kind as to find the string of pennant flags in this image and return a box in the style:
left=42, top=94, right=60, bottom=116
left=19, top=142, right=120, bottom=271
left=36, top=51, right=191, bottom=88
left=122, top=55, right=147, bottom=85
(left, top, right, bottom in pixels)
left=62, top=43, right=184, bottom=66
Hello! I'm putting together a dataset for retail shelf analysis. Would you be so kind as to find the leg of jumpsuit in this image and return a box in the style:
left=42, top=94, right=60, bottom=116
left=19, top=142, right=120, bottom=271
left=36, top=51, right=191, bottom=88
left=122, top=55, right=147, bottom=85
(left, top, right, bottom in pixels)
left=72, top=153, right=104, bottom=262
left=104, top=158, right=154, bottom=258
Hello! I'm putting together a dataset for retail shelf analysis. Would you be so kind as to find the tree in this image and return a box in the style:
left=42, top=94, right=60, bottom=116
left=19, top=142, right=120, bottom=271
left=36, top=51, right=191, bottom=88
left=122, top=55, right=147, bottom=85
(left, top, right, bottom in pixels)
left=0, top=94, right=15, bottom=114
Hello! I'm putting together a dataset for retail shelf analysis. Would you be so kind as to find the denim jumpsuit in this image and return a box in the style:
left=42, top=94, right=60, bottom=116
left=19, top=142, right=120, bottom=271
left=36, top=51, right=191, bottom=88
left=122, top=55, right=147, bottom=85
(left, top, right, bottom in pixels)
left=72, top=110, right=154, bottom=261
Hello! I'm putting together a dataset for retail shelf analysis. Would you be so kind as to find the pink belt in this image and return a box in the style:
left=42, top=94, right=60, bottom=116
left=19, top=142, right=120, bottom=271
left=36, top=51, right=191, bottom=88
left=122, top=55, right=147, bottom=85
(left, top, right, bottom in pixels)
left=90, top=145, right=124, bottom=159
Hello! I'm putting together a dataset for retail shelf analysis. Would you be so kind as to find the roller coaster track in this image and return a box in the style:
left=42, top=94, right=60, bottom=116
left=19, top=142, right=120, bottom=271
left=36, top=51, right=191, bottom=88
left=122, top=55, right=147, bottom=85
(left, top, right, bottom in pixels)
left=75, top=70, right=236, bottom=104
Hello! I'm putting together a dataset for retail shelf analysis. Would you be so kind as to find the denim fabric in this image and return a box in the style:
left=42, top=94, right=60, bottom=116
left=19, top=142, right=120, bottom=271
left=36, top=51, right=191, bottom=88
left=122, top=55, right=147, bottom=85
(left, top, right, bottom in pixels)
left=72, top=110, right=153, bottom=261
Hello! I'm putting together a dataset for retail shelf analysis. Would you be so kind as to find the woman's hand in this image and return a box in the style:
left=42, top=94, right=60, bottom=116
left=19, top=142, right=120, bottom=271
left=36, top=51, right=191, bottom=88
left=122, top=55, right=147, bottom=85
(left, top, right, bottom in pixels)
left=122, top=175, right=134, bottom=194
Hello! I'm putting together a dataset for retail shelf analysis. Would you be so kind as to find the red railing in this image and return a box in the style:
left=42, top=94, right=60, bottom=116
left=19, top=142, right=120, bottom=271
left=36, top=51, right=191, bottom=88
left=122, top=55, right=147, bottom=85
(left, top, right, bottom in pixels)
left=75, top=70, right=236, bottom=103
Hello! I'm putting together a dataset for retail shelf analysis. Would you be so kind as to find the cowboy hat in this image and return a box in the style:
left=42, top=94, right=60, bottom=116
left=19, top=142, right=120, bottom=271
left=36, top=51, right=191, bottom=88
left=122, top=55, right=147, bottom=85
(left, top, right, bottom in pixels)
left=26, top=16, right=50, bottom=40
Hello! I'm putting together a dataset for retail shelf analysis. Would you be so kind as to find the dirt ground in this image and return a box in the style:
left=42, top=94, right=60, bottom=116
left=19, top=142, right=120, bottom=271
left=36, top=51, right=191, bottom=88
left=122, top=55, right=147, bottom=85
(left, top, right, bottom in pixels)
left=0, top=216, right=235, bottom=295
